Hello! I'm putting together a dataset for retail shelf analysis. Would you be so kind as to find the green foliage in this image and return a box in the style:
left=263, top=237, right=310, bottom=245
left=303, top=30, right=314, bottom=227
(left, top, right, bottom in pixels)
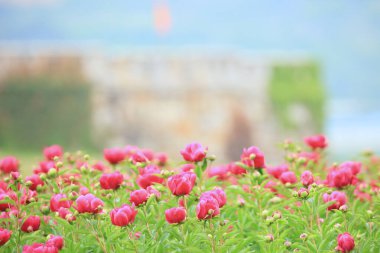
left=0, top=143, right=379, bottom=252
left=269, top=62, right=326, bottom=131
left=0, top=76, right=93, bottom=151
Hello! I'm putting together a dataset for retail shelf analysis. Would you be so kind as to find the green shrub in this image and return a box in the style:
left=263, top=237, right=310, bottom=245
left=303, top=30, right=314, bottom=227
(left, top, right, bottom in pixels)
left=0, top=76, right=93, bottom=151
left=269, top=62, right=325, bottom=131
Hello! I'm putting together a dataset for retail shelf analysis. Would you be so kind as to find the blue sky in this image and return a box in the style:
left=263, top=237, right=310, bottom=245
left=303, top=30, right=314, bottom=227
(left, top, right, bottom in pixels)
left=1, top=0, right=380, bottom=154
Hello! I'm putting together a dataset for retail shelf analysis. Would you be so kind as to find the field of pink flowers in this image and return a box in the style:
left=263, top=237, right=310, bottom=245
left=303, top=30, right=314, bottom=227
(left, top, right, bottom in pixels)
left=0, top=135, right=379, bottom=252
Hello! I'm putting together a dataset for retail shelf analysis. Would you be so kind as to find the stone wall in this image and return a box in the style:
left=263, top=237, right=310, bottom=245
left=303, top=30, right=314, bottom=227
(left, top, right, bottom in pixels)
left=0, top=48, right=320, bottom=163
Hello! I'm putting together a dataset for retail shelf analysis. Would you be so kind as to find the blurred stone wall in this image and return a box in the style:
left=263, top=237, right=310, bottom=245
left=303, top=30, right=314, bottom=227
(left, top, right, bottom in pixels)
left=0, top=48, right=318, bottom=163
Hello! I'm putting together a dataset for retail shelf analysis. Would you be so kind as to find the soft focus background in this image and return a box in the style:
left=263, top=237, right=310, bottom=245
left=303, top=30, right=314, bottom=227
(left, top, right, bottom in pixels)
left=0, top=0, right=380, bottom=167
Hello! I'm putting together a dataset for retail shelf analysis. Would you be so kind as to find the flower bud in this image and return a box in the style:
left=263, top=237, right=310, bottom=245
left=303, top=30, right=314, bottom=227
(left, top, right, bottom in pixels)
left=47, top=168, right=57, bottom=178
left=300, top=233, right=308, bottom=240
left=334, top=223, right=341, bottom=229
left=38, top=204, right=49, bottom=215
left=25, top=181, right=33, bottom=187
left=56, top=161, right=63, bottom=168
left=265, top=234, right=274, bottom=242
left=272, top=211, right=282, bottom=220
left=266, top=217, right=274, bottom=225
left=261, top=209, right=269, bottom=217
left=339, top=205, right=348, bottom=212
left=208, top=155, right=216, bottom=162
left=284, top=241, right=292, bottom=248
left=269, top=196, right=281, bottom=203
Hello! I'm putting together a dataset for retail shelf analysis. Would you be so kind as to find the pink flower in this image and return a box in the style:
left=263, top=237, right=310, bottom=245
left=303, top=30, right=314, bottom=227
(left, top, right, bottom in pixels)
left=337, top=232, right=355, bottom=252
left=0, top=156, right=19, bottom=173
left=22, top=243, right=58, bottom=253
left=304, top=134, right=328, bottom=149
left=297, top=152, right=320, bottom=164
left=264, top=180, right=278, bottom=192
left=167, top=172, right=197, bottom=196
left=20, top=188, right=37, bottom=205
left=129, top=189, right=149, bottom=206
left=0, top=228, right=11, bottom=246
left=92, top=161, right=108, bottom=172
left=0, top=189, right=16, bottom=211
left=99, top=171, right=124, bottom=190
left=207, top=166, right=229, bottom=180
left=130, top=151, right=151, bottom=164
left=180, top=164, right=195, bottom=172
left=279, top=171, right=297, bottom=184
left=79, top=186, right=89, bottom=195
left=155, top=152, right=168, bottom=166
left=323, top=191, right=347, bottom=210
left=103, top=148, right=126, bottom=165
left=21, top=216, right=41, bottom=233
left=34, top=161, right=56, bottom=174
left=136, top=165, right=164, bottom=189
left=227, top=163, right=247, bottom=175
left=146, top=186, right=161, bottom=199
left=165, top=207, right=186, bottom=224
left=196, top=197, right=220, bottom=220
left=50, top=194, right=72, bottom=212
left=110, top=204, right=138, bottom=226
left=266, top=164, right=288, bottom=179
left=200, top=188, right=227, bottom=208
left=180, top=142, right=207, bottom=162
left=25, top=175, right=44, bottom=191
left=75, top=194, right=104, bottom=214
left=326, top=166, right=354, bottom=188
left=57, top=207, right=76, bottom=222
left=43, top=145, right=63, bottom=161
left=301, top=170, right=314, bottom=187
left=47, top=235, right=64, bottom=250
left=240, top=146, right=265, bottom=169
left=339, top=161, right=361, bottom=176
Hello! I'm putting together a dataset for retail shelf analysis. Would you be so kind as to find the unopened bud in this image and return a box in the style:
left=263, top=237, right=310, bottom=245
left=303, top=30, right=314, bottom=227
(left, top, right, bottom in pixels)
left=84, top=154, right=90, bottom=161
left=208, top=155, right=216, bottom=162
left=339, top=205, right=348, bottom=212
left=261, top=210, right=269, bottom=217
left=284, top=241, right=292, bottom=248
left=40, top=205, right=50, bottom=215
left=53, top=156, right=60, bottom=162
left=300, top=233, right=308, bottom=240
left=272, top=211, right=282, bottom=220
left=69, top=192, right=77, bottom=201
left=266, top=217, right=274, bottom=225
left=56, top=161, right=63, bottom=168
left=269, top=196, right=281, bottom=203
left=47, top=168, right=57, bottom=178
left=265, top=234, right=274, bottom=242
left=249, top=154, right=256, bottom=160
left=252, top=171, right=261, bottom=178
left=25, top=181, right=33, bottom=187
left=334, top=223, right=341, bottom=229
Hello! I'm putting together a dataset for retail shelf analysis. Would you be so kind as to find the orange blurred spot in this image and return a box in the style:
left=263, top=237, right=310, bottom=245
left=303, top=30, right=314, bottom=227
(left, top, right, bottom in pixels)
left=153, top=1, right=171, bottom=36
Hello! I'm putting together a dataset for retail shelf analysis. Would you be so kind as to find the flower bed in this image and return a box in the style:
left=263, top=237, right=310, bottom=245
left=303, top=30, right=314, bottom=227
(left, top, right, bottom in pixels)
left=0, top=136, right=379, bottom=252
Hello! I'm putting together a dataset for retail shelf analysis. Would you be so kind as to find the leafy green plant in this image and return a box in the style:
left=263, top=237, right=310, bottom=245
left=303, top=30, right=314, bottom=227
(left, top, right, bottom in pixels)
left=0, top=137, right=378, bottom=252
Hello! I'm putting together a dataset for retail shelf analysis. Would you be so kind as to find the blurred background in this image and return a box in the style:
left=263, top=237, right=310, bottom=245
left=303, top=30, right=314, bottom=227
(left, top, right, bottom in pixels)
left=0, top=0, right=379, bottom=165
